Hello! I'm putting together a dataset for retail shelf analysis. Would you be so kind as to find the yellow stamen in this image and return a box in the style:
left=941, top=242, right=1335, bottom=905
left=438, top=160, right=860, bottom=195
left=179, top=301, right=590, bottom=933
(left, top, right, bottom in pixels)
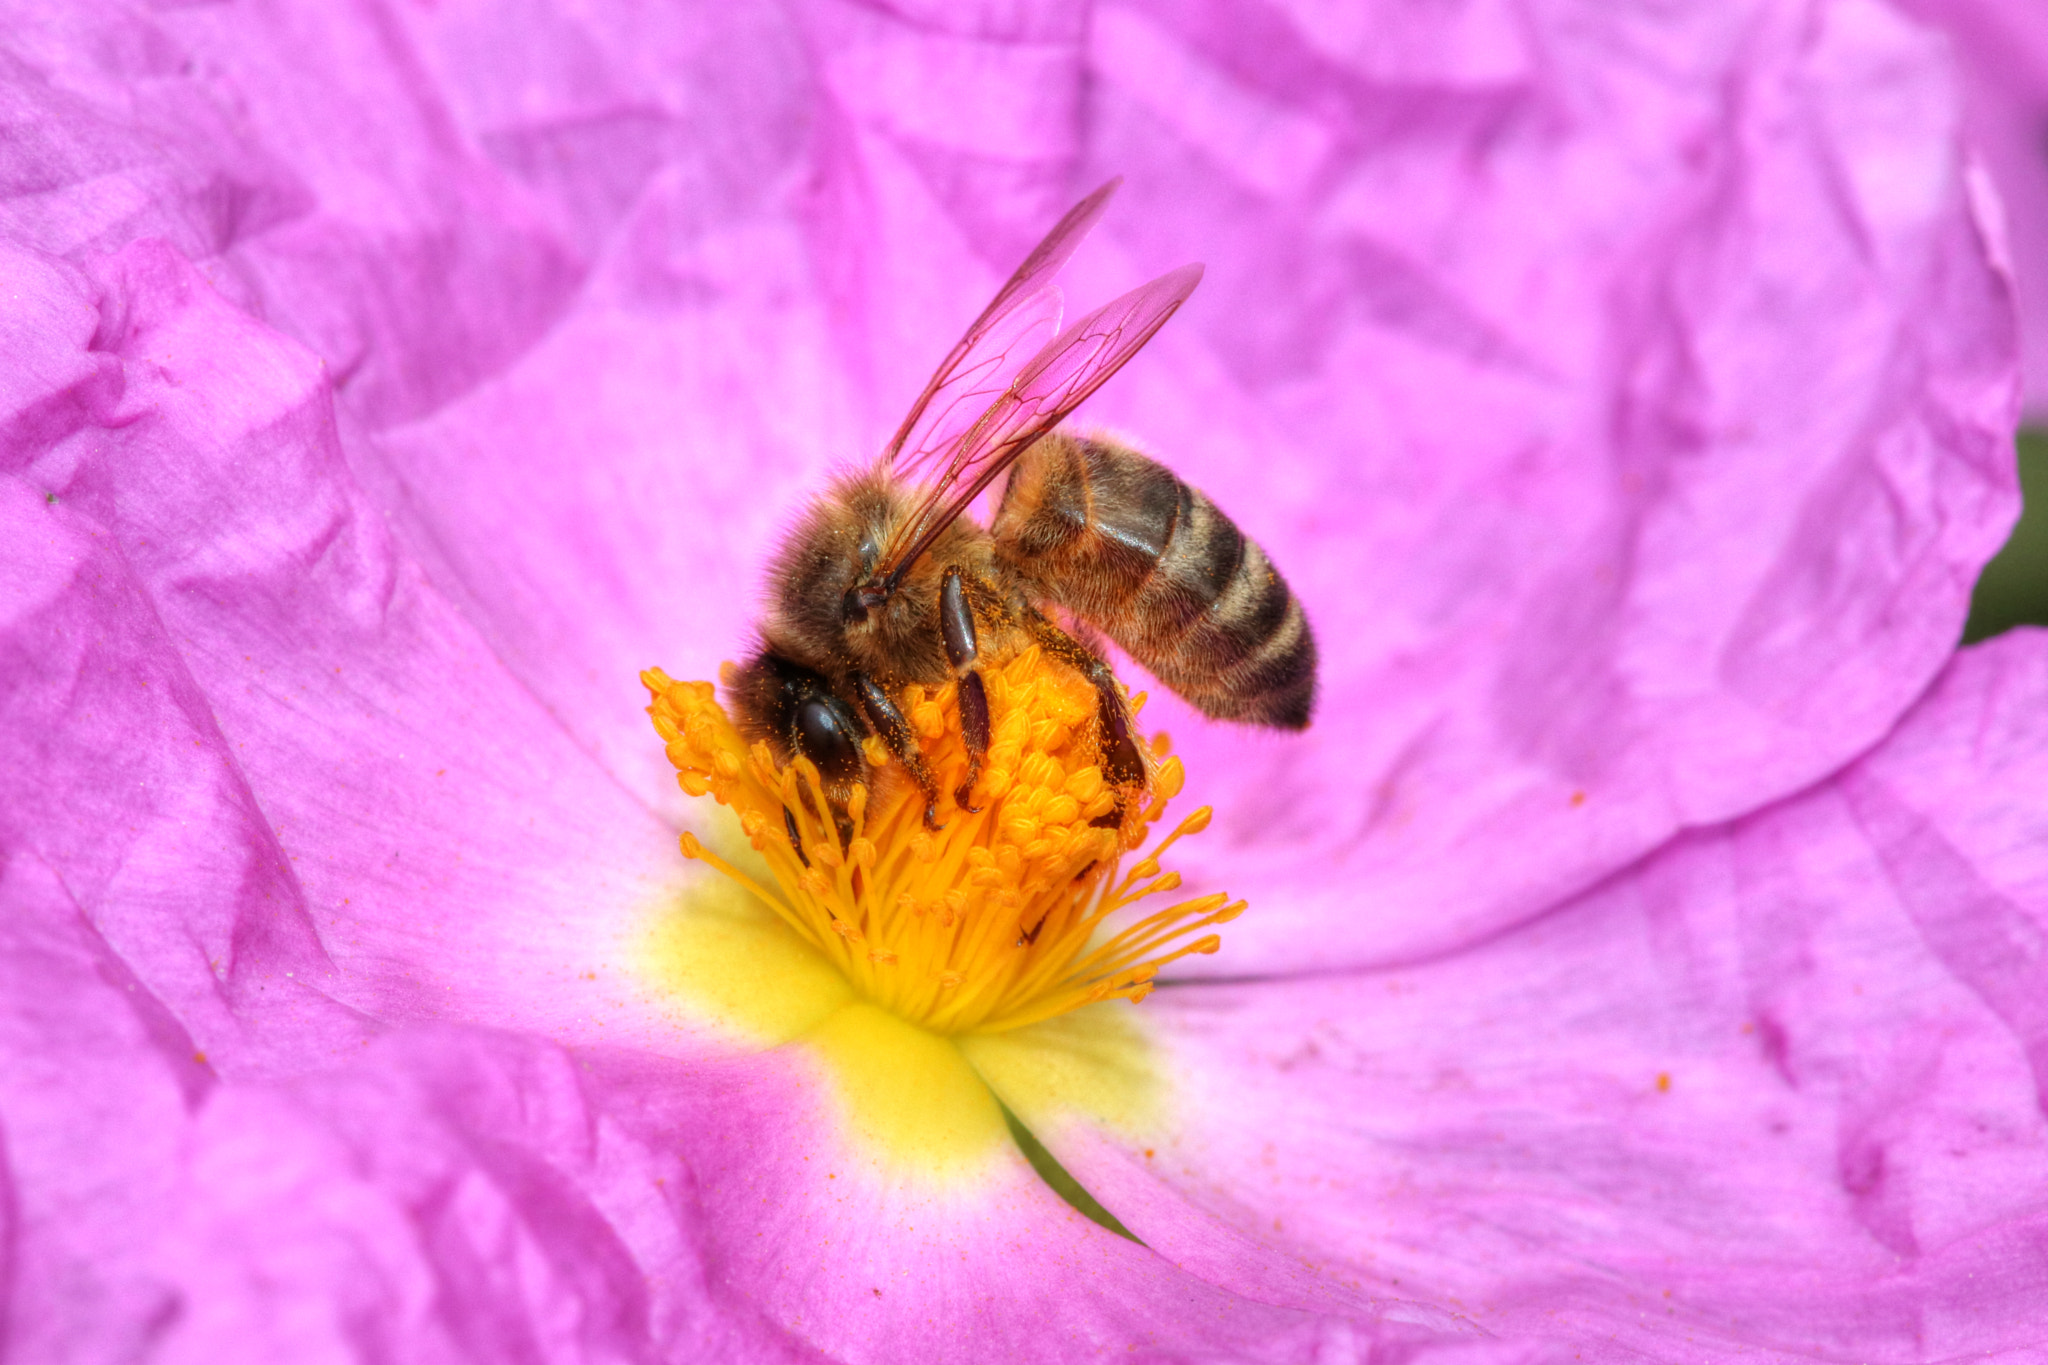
left=642, top=646, right=1243, bottom=1035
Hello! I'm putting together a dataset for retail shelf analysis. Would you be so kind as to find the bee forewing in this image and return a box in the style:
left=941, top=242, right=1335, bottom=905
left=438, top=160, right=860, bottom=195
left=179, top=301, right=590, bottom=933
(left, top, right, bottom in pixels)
left=881, top=178, right=1121, bottom=471
left=891, top=285, right=1063, bottom=482
left=875, top=261, right=1205, bottom=586
left=1004, top=263, right=1205, bottom=441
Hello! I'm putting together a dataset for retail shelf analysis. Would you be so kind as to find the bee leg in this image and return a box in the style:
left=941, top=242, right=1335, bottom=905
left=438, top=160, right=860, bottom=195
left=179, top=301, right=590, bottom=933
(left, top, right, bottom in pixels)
left=954, top=674, right=990, bottom=814
left=940, top=569, right=989, bottom=813
left=782, top=806, right=811, bottom=868
left=853, top=674, right=943, bottom=830
left=1022, top=613, right=1146, bottom=822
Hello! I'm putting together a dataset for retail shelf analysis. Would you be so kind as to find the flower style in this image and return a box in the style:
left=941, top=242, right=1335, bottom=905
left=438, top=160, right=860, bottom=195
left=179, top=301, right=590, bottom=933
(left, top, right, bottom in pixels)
left=3, top=1, right=2047, bottom=1362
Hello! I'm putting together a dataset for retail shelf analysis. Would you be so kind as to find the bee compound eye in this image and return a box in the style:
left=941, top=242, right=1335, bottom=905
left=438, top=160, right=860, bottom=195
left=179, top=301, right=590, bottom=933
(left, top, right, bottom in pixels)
left=794, top=696, right=864, bottom=786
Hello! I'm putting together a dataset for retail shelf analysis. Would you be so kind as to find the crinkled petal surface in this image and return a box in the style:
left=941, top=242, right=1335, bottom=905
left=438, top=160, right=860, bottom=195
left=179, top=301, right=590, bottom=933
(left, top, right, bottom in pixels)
left=0, top=238, right=678, bottom=1044
left=0, top=237, right=812, bottom=1359
left=0, top=0, right=2038, bottom=1361
left=1898, top=0, right=2048, bottom=413
left=991, top=630, right=2048, bottom=1360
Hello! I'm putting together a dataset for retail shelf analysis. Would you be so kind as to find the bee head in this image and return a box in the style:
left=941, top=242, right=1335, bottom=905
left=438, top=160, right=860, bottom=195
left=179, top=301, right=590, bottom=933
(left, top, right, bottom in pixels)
left=763, top=473, right=941, bottom=682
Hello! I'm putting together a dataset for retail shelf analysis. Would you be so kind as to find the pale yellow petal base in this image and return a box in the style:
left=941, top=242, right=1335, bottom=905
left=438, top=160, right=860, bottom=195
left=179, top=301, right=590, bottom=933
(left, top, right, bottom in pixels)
left=641, top=865, right=1164, bottom=1185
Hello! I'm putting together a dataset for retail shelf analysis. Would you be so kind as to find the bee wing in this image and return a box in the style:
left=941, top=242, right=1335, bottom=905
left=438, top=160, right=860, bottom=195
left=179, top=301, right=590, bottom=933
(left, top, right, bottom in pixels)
left=886, top=285, right=1064, bottom=483
left=881, top=179, right=1122, bottom=477
left=872, top=262, right=1205, bottom=590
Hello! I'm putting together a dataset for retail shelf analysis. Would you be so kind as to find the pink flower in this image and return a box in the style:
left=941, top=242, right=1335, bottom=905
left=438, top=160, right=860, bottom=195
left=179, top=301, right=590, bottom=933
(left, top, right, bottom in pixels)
left=1, top=1, right=2040, bottom=1360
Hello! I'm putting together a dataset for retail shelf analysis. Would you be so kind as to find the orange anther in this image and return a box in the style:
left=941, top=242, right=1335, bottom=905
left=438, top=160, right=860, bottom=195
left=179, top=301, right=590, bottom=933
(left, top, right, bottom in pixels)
left=1154, top=756, right=1185, bottom=801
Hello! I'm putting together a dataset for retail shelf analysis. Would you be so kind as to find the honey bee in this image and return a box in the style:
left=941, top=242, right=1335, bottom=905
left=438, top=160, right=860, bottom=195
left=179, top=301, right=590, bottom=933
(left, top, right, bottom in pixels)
left=729, top=179, right=1316, bottom=831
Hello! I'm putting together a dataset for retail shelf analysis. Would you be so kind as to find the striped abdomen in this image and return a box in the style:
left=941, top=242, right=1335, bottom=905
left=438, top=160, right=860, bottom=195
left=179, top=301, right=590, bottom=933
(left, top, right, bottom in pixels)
left=991, top=434, right=1315, bottom=728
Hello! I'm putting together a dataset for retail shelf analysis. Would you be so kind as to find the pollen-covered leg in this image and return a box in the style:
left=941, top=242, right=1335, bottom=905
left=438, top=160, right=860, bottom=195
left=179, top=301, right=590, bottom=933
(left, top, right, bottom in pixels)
left=956, top=671, right=990, bottom=812
left=941, top=569, right=991, bottom=812
left=1092, top=685, right=1145, bottom=790
left=855, top=673, right=943, bottom=829
left=1023, top=612, right=1147, bottom=807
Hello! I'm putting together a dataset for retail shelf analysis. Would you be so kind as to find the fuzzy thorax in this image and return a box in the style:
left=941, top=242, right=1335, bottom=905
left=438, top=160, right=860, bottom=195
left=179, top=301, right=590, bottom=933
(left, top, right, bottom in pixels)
left=642, top=647, right=1242, bottom=1034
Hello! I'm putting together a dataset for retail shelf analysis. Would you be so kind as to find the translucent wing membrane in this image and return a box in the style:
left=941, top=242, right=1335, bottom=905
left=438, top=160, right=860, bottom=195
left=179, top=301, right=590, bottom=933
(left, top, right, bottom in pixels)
left=888, top=286, right=1063, bottom=483
left=881, top=179, right=1121, bottom=478
left=873, top=263, right=1205, bottom=592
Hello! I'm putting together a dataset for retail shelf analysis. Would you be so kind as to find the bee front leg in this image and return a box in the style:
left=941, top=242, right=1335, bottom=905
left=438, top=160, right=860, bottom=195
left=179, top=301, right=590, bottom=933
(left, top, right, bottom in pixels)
left=853, top=674, right=943, bottom=830
left=940, top=569, right=990, bottom=814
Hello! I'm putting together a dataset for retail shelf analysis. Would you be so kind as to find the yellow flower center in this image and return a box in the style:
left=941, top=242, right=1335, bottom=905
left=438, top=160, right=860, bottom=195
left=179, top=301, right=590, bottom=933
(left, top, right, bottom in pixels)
left=641, top=646, right=1242, bottom=1035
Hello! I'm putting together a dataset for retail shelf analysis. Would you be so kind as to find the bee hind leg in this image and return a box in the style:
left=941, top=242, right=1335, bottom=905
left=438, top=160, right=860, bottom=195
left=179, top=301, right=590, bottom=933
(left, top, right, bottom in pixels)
left=1020, top=612, right=1146, bottom=823
left=853, top=674, right=943, bottom=830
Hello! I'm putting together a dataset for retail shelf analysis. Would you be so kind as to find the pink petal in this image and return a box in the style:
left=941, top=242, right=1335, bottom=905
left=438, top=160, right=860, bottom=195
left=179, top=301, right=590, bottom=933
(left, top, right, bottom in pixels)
left=0, top=236, right=687, bottom=1050
left=997, top=629, right=2048, bottom=1357
left=1094, top=0, right=2022, bottom=969
left=1894, top=0, right=2048, bottom=414
left=612, top=1041, right=1387, bottom=1364
left=0, top=847, right=818, bottom=1360
left=0, top=235, right=860, bottom=1357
